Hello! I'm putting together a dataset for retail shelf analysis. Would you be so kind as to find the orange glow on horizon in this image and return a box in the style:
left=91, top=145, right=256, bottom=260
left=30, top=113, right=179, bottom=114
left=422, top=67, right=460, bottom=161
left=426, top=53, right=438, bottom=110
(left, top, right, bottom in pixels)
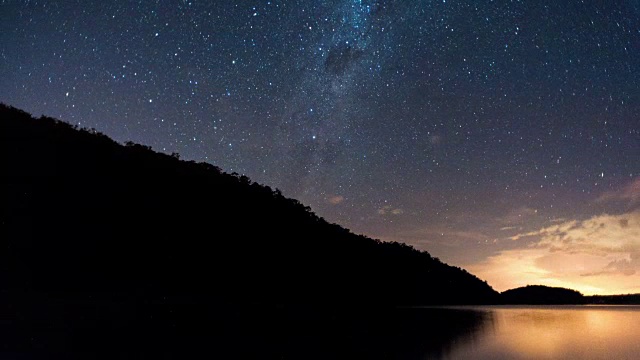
left=466, top=210, right=640, bottom=295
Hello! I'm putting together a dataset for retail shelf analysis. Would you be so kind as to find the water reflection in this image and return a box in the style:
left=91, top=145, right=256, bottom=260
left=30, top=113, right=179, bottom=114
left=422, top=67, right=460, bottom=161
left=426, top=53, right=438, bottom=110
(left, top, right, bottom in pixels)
left=220, top=306, right=493, bottom=359
left=6, top=295, right=640, bottom=359
left=445, top=306, right=640, bottom=360
left=0, top=297, right=489, bottom=359
left=329, top=307, right=491, bottom=359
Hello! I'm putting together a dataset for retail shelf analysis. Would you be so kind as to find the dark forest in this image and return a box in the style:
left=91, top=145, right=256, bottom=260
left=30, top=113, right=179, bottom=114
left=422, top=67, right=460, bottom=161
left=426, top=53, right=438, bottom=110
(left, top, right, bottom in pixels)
left=1, top=104, right=499, bottom=358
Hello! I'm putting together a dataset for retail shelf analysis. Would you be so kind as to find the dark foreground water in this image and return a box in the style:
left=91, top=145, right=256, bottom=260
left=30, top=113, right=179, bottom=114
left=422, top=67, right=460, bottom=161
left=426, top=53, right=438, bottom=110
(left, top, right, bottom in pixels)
left=0, top=292, right=485, bottom=359
left=3, top=292, right=640, bottom=359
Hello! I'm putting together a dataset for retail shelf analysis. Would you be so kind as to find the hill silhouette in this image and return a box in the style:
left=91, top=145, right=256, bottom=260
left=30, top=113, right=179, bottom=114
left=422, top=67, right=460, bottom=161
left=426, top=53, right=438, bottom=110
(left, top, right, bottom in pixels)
left=587, top=294, right=640, bottom=304
left=500, top=285, right=585, bottom=305
left=0, top=103, right=497, bottom=357
left=500, top=285, right=640, bottom=305
left=0, top=103, right=497, bottom=306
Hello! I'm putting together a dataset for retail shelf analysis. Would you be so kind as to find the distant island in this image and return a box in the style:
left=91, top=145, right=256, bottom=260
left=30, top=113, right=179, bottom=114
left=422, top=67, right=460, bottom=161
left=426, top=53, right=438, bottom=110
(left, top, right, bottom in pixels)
left=498, top=285, right=640, bottom=305
left=500, top=285, right=585, bottom=305
left=587, top=293, right=640, bottom=305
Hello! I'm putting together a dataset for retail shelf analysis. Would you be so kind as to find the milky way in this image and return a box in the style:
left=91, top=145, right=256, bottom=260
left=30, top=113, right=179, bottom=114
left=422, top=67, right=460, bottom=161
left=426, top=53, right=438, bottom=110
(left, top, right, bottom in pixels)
left=2, top=0, right=639, bottom=293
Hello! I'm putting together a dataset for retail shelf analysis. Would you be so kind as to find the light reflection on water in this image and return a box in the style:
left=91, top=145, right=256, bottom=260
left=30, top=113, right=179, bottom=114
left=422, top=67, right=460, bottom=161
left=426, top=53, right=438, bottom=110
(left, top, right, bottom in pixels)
left=442, top=306, right=640, bottom=360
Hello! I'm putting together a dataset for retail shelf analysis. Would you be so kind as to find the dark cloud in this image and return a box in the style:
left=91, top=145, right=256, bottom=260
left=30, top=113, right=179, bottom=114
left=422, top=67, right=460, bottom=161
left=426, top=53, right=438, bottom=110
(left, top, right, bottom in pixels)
left=597, top=178, right=640, bottom=207
left=324, top=45, right=364, bottom=76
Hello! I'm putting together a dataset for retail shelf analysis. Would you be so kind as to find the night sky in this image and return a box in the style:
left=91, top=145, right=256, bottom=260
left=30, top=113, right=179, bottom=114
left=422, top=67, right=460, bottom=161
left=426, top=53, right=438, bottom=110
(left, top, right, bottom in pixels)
left=2, top=0, right=639, bottom=294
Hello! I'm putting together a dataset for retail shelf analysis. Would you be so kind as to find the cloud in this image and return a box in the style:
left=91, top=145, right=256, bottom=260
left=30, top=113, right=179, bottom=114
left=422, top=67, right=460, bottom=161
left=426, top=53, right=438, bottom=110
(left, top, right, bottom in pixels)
left=507, top=219, right=578, bottom=241
left=468, top=210, right=640, bottom=294
left=581, top=256, right=637, bottom=277
left=533, top=212, right=640, bottom=255
left=378, top=205, right=404, bottom=215
left=596, top=177, right=640, bottom=206
left=324, top=44, right=364, bottom=76
left=326, top=195, right=344, bottom=205
left=549, top=218, right=567, bottom=223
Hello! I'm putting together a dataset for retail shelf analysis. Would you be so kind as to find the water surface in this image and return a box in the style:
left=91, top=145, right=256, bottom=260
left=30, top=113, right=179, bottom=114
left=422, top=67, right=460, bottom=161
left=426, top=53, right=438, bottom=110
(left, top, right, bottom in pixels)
left=4, top=294, right=640, bottom=359
left=444, top=305, right=640, bottom=360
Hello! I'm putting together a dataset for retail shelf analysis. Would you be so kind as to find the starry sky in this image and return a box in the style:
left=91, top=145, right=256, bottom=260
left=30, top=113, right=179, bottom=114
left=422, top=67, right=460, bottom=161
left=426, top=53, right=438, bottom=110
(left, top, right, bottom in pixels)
left=2, top=0, right=639, bottom=295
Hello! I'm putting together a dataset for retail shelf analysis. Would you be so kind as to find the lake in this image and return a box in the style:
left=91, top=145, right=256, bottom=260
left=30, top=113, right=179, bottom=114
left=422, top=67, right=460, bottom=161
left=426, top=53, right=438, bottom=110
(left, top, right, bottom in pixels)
left=207, top=305, right=640, bottom=359
left=4, top=295, right=640, bottom=358
left=439, top=305, right=640, bottom=360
